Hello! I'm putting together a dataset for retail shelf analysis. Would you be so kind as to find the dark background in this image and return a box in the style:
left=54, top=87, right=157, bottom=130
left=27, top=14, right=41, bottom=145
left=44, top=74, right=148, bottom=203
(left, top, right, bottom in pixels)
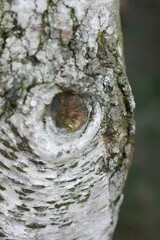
left=114, top=0, right=160, bottom=239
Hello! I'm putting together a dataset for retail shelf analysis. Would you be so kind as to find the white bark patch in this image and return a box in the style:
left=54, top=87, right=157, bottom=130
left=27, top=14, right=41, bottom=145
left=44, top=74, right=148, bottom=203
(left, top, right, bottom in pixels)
left=6, top=36, right=27, bottom=60
left=11, top=0, right=36, bottom=28
left=64, top=0, right=90, bottom=22
left=54, top=3, right=73, bottom=44
left=36, top=0, right=47, bottom=13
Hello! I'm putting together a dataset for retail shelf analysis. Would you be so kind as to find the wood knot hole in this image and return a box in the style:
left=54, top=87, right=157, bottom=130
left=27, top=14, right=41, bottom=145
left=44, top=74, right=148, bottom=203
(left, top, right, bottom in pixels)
left=50, top=92, right=88, bottom=132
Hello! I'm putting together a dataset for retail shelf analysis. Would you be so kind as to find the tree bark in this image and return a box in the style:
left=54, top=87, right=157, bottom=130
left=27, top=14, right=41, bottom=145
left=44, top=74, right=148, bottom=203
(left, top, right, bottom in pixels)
left=0, top=0, right=135, bottom=239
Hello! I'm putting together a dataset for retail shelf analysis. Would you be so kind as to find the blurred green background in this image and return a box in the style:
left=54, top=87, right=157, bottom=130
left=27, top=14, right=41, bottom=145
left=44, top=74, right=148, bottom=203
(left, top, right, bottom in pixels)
left=114, top=0, right=160, bottom=239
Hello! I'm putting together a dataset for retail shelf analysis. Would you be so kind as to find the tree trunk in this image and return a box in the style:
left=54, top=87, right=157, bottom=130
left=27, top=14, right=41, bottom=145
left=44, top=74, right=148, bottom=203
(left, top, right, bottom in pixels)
left=0, top=0, right=135, bottom=239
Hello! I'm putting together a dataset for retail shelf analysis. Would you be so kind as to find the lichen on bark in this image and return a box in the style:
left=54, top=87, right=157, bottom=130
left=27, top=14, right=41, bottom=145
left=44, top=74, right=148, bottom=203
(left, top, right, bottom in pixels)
left=0, top=0, right=135, bottom=239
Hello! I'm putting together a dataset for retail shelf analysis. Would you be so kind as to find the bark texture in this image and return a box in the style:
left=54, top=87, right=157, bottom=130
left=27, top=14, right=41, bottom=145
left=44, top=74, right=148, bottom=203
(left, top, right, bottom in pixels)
left=0, top=0, right=135, bottom=239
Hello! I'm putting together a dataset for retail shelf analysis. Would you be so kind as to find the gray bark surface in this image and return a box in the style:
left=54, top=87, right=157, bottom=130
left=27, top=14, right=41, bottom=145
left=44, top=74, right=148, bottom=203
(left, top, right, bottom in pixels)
left=0, top=0, right=135, bottom=239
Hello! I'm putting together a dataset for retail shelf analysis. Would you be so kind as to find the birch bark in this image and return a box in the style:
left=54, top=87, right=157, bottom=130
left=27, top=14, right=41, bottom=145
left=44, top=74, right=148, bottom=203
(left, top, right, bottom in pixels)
left=0, top=0, right=135, bottom=239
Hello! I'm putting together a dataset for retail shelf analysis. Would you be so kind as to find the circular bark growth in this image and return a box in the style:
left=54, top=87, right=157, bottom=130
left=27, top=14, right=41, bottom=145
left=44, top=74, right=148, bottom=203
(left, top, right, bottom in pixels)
left=50, top=92, right=88, bottom=132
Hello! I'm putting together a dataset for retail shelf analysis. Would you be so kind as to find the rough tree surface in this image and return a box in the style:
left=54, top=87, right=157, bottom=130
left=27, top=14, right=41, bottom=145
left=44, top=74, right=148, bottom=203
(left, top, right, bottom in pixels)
left=0, top=0, right=135, bottom=239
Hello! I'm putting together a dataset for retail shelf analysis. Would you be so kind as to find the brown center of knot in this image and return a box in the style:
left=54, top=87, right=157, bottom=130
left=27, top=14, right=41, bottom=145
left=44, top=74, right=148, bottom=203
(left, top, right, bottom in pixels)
left=50, top=92, right=88, bottom=132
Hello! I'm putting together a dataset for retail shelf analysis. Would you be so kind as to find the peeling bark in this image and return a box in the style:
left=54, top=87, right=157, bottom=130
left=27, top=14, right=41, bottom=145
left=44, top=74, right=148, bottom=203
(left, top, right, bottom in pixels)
left=0, top=0, right=135, bottom=239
